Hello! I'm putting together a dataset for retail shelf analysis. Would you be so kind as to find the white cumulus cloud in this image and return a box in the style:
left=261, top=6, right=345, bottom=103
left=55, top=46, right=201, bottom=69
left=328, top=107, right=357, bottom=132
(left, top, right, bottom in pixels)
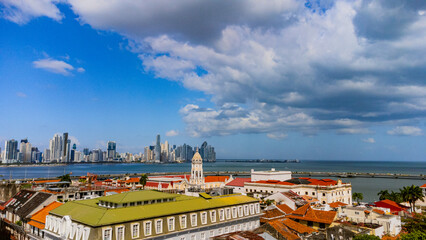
left=33, top=58, right=84, bottom=76
left=362, top=138, right=375, bottom=143
left=165, top=130, right=179, bottom=137
left=0, top=0, right=63, bottom=25
left=387, top=126, right=423, bottom=136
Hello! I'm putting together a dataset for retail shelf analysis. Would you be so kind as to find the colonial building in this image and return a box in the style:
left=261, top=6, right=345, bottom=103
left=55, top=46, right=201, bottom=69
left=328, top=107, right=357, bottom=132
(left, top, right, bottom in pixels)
left=245, top=177, right=352, bottom=205
left=43, top=190, right=261, bottom=240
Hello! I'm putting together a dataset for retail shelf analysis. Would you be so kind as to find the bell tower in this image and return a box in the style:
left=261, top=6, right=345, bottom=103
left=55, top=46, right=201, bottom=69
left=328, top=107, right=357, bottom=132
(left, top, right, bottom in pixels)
left=190, top=149, right=204, bottom=185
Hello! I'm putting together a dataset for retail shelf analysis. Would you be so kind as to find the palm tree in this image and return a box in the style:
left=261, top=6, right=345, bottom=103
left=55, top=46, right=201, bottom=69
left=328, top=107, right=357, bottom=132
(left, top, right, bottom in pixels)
left=352, top=192, right=363, bottom=205
left=378, top=190, right=390, bottom=200
left=400, top=185, right=424, bottom=212
left=139, top=174, right=148, bottom=190
left=389, top=191, right=402, bottom=203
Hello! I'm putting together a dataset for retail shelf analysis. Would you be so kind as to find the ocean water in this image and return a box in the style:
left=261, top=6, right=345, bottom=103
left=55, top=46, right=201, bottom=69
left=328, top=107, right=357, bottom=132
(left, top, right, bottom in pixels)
left=0, top=160, right=424, bottom=202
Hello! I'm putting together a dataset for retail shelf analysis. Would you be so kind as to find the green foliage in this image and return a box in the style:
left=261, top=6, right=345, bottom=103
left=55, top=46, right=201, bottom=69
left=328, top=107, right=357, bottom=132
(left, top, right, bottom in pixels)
left=139, top=174, right=148, bottom=189
left=402, top=213, right=426, bottom=233
left=400, top=185, right=424, bottom=211
left=399, top=231, right=426, bottom=240
left=20, top=183, right=32, bottom=189
left=58, top=174, right=71, bottom=182
left=353, top=234, right=380, bottom=240
left=15, top=220, right=22, bottom=226
left=353, top=192, right=363, bottom=204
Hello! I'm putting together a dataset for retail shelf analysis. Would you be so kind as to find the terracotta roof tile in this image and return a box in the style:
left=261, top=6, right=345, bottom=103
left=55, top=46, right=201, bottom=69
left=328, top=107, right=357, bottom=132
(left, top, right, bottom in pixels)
left=261, top=209, right=286, bottom=223
left=420, top=183, right=426, bottom=188
left=288, top=204, right=336, bottom=224
left=225, top=178, right=251, bottom=187
left=276, top=204, right=293, bottom=214
left=267, top=219, right=301, bottom=240
left=205, top=176, right=230, bottom=183
left=372, top=209, right=385, bottom=215
left=329, top=201, right=348, bottom=208
left=29, top=201, right=63, bottom=228
left=278, top=218, right=317, bottom=234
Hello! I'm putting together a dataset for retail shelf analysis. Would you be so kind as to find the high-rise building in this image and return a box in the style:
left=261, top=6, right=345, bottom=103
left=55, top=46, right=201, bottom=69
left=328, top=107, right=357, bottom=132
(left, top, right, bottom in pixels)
left=43, top=149, right=51, bottom=163
left=154, top=134, right=161, bottom=163
left=107, top=141, right=116, bottom=161
left=4, top=139, right=18, bottom=164
left=62, top=133, right=69, bottom=162
left=199, top=141, right=216, bottom=162
left=20, top=139, right=32, bottom=164
left=49, top=134, right=63, bottom=162
left=83, top=148, right=89, bottom=156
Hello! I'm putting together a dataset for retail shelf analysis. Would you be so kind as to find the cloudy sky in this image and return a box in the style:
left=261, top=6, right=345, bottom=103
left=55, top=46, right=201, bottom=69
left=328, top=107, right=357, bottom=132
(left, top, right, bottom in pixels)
left=1, top=0, right=426, bottom=161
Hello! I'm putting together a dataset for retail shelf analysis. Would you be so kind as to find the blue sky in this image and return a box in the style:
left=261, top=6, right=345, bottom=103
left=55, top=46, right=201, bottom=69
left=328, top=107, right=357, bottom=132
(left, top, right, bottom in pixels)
left=1, top=0, right=426, bottom=161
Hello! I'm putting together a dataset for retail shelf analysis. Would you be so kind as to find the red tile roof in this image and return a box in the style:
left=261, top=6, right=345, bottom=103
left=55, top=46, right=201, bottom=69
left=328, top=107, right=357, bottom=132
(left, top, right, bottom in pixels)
left=261, top=209, right=286, bottom=223
left=31, top=179, right=60, bottom=184
left=225, top=178, right=251, bottom=187
left=420, top=183, right=426, bottom=188
left=278, top=218, right=317, bottom=234
left=205, top=176, right=230, bottom=183
left=125, top=177, right=140, bottom=183
left=276, top=204, right=294, bottom=214
left=267, top=219, right=301, bottom=240
left=28, top=201, right=63, bottom=229
left=288, top=204, right=336, bottom=224
left=252, top=177, right=344, bottom=186
left=375, top=199, right=409, bottom=214
left=329, top=201, right=348, bottom=208
left=372, top=209, right=385, bottom=215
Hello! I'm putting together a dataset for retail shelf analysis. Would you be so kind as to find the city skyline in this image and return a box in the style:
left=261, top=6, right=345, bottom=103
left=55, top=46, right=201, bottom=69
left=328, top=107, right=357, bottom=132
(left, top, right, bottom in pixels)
left=1, top=1, right=426, bottom=161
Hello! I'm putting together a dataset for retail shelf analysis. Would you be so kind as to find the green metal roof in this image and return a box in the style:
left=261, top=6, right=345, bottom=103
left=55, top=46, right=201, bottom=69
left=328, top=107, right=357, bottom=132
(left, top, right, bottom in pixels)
left=50, top=190, right=258, bottom=227
left=97, top=190, right=177, bottom=204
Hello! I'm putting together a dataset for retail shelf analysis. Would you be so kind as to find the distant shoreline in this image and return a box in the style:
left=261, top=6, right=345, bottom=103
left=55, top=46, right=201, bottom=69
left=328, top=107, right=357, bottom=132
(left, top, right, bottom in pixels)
left=0, top=161, right=188, bottom=168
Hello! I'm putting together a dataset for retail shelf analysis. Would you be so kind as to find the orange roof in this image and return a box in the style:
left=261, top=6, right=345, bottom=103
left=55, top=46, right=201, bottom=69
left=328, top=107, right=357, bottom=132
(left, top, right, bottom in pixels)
left=125, top=177, right=140, bottom=183
left=261, top=209, right=286, bottom=223
left=267, top=219, right=300, bottom=240
left=278, top=218, right=317, bottom=234
left=226, top=178, right=251, bottom=187
left=276, top=204, right=293, bottom=214
left=421, top=183, right=426, bottom=188
left=29, top=201, right=63, bottom=229
left=300, top=195, right=318, bottom=203
left=288, top=204, right=336, bottom=224
left=329, top=201, right=348, bottom=208
left=31, top=179, right=60, bottom=184
left=373, top=209, right=385, bottom=215
left=205, top=176, right=230, bottom=183
left=40, top=189, right=63, bottom=194
left=27, top=220, right=45, bottom=229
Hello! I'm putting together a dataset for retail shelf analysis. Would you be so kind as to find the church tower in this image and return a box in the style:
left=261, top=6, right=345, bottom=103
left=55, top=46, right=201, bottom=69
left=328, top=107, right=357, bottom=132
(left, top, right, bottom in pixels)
left=190, top=149, right=204, bottom=185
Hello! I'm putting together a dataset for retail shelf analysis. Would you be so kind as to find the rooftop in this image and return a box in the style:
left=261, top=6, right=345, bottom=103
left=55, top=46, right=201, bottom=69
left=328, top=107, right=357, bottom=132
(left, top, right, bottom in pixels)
left=226, top=178, right=251, bottom=187
left=50, top=190, right=258, bottom=227
left=28, top=201, right=63, bottom=229
left=288, top=204, right=336, bottom=224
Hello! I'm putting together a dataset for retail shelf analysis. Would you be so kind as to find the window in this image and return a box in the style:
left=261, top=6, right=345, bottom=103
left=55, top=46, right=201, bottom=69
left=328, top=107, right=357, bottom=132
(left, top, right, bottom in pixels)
left=156, top=219, right=163, bottom=234
left=319, top=223, right=326, bottom=229
left=218, top=228, right=223, bottom=235
left=355, top=211, right=359, bottom=215
left=201, top=212, right=207, bottom=224
left=131, top=223, right=139, bottom=239
left=123, top=203, right=128, bottom=207
left=191, top=213, right=197, bottom=227
left=201, top=232, right=206, bottom=240
left=180, top=215, right=187, bottom=229
left=250, top=204, right=254, bottom=214
left=168, top=217, right=175, bottom=231
left=255, top=203, right=260, bottom=213
left=305, top=191, right=308, bottom=195
left=210, top=210, right=216, bottom=222
left=180, top=237, right=186, bottom=240
left=219, top=209, right=225, bottom=221
left=238, top=206, right=243, bottom=217
left=232, top=207, right=237, bottom=218
left=116, top=226, right=124, bottom=240
left=323, top=193, right=326, bottom=196
left=237, top=224, right=241, bottom=231
left=190, top=234, right=196, bottom=240
left=102, top=228, right=112, bottom=240
left=225, top=227, right=229, bottom=233
left=244, top=205, right=249, bottom=215
left=312, top=192, right=315, bottom=195
left=144, top=221, right=152, bottom=236
left=130, top=202, right=135, bottom=206
left=307, top=221, right=313, bottom=227
left=231, top=225, right=235, bottom=232
left=226, top=208, right=231, bottom=219
left=210, top=230, right=214, bottom=237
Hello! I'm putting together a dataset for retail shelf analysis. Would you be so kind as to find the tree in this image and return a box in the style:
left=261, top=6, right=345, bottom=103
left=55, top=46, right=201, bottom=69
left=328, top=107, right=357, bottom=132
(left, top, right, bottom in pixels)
left=400, top=185, right=424, bottom=212
left=389, top=191, right=402, bottom=203
left=377, top=190, right=390, bottom=200
left=58, top=174, right=71, bottom=182
left=399, top=231, right=426, bottom=240
left=352, top=192, right=363, bottom=205
left=139, top=174, right=148, bottom=189
left=402, top=213, right=426, bottom=233
left=353, top=234, right=380, bottom=240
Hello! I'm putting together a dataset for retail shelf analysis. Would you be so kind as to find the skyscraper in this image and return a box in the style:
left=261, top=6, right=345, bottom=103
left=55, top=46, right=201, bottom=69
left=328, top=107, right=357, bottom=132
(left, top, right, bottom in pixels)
left=199, top=141, right=216, bottom=162
left=4, top=139, right=18, bottom=163
left=62, top=132, right=69, bottom=163
left=49, top=134, right=63, bottom=162
left=20, top=138, right=32, bottom=164
left=154, top=134, right=161, bottom=163
left=107, top=141, right=116, bottom=161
